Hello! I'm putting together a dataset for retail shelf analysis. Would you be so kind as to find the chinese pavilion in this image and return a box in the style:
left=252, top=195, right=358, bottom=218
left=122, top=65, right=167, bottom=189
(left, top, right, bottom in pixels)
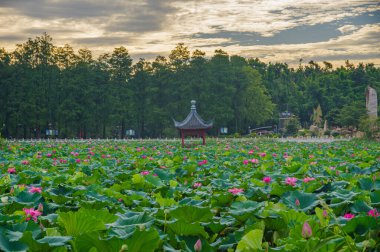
left=173, top=100, right=213, bottom=147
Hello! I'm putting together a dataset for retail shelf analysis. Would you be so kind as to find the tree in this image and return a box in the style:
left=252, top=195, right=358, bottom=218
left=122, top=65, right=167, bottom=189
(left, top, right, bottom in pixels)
left=310, top=104, right=322, bottom=127
left=336, top=101, right=367, bottom=128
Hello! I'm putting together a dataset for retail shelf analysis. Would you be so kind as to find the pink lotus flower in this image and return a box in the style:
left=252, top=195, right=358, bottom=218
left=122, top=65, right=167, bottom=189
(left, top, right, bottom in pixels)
left=285, top=177, right=297, bottom=186
left=21, top=160, right=29, bottom=165
left=368, top=209, right=380, bottom=217
left=251, top=158, right=259, bottom=164
left=309, top=155, right=314, bottom=159
left=302, top=221, right=312, bottom=239
left=193, top=182, right=202, bottom=188
left=75, top=159, right=81, bottom=163
left=194, top=239, right=202, bottom=252
left=248, top=150, right=254, bottom=154
left=23, top=207, right=42, bottom=222
left=140, top=171, right=150, bottom=175
left=343, top=213, right=355, bottom=219
left=259, top=152, right=266, bottom=157
left=7, top=167, right=16, bottom=174
left=28, top=186, right=42, bottom=194
left=198, top=160, right=208, bottom=166
left=272, top=153, right=277, bottom=157
left=228, top=188, right=244, bottom=195
left=243, top=160, right=249, bottom=165
left=310, top=162, right=317, bottom=165
left=263, top=177, right=271, bottom=184
left=136, top=147, right=141, bottom=152
left=303, top=177, right=316, bottom=183
left=141, top=155, right=147, bottom=159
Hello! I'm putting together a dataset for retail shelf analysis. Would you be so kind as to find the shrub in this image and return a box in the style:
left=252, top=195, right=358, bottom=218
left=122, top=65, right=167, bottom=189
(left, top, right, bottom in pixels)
left=331, top=131, right=340, bottom=137
left=0, top=133, right=6, bottom=149
left=285, top=116, right=300, bottom=136
left=359, top=117, right=380, bottom=140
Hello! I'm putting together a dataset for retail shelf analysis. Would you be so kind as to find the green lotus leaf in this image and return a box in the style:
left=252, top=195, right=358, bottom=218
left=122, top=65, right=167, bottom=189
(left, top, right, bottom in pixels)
left=125, top=229, right=160, bottom=252
left=350, top=200, right=372, bottom=213
left=236, top=229, right=263, bottom=252
left=170, top=205, right=213, bottom=223
left=230, top=201, right=264, bottom=216
left=13, top=191, right=42, bottom=205
left=342, top=216, right=379, bottom=235
left=370, top=190, right=380, bottom=206
left=74, top=231, right=125, bottom=252
left=144, top=174, right=164, bottom=187
left=107, top=212, right=154, bottom=229
left=281, top=191, right=319, bottom=211
left=58, top=208, right=117, bottom=236
left=168, top=220, right=208, bottom=237
left=37, top=236, right=72, bottom=246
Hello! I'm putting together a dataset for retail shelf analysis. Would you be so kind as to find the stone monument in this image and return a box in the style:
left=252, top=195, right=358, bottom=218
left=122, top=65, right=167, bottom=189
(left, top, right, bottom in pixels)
left=366, top=86, right=378, bottom=118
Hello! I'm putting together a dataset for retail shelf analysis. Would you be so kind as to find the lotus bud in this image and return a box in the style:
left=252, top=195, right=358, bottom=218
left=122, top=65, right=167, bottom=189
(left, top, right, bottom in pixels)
left=1, top=196, right=8, bottom=203
left=164, top=209, right=170, bottom=215
left=295, top=199, right=300, bottom=207
left=194, top=239, right=202, bottom=252
left=138, top=224, right=145, bottom=231
left=323, top=210, right=328, bottom=218
left=302, top=221, right=312, bottom=239
left=120, top=244, right=128, bottom=251
left=37, top=203, right=43, bottom=212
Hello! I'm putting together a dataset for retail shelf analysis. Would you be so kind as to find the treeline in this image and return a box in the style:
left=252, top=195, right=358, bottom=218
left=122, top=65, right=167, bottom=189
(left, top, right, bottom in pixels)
left=0, top=33, right=379, bottom=138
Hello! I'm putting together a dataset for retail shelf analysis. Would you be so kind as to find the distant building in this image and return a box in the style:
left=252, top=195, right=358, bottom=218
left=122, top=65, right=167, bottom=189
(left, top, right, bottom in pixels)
left=278, top=111, right=293, bottom=132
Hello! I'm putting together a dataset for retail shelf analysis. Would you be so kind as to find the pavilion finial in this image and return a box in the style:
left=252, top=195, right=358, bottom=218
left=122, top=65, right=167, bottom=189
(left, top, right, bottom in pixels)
left=191, top=100, right=196, bottom=110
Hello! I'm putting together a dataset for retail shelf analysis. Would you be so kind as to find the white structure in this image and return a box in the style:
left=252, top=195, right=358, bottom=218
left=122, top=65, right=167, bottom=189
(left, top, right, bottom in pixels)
left=366, top=86, right=378, bottom=118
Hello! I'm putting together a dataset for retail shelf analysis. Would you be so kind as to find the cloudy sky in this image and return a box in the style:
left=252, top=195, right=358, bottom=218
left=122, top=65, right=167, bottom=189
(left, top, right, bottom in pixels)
left=0, top=0, right=379, bottom=66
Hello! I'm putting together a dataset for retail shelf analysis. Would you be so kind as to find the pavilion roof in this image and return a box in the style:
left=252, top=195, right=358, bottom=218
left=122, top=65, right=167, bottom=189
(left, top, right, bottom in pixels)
left=173, top=100, right=213, bottom=130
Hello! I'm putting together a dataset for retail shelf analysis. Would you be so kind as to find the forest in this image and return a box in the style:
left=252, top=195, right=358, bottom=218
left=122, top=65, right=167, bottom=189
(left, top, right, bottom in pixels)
left=0, top=33, right=379, bottom=138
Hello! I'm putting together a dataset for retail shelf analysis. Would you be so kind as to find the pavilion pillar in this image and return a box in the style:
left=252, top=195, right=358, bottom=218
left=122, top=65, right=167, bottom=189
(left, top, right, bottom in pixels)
left=181, top=129, right=185, bottom=147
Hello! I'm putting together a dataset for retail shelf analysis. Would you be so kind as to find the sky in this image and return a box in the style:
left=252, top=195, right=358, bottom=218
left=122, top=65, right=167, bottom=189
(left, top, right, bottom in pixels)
left=0, top=0, right=379, bottom=66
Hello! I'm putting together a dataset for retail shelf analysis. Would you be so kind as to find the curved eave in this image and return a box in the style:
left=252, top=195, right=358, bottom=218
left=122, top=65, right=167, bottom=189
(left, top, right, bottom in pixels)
left=173, top=111, right=213, bottom=130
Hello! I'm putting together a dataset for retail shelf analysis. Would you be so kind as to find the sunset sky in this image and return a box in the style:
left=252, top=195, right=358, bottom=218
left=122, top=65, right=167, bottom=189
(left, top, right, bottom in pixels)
left=0, top=0, right=379, bottom=66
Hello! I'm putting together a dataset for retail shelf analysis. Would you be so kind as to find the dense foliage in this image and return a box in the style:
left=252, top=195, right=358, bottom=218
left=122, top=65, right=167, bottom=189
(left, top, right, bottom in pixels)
left=0, top=139, right=379, bottom=251
left=1, top=33, right=379, bottom=138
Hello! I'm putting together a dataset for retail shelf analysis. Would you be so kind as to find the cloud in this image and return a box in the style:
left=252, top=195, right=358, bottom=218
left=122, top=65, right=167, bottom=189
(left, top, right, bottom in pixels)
left=338, top=25, right=359, bottom=34
left=230, top=24, right=380, bottom=65
left=0, top=0, right=127, bottom=19
left=0, top=0, right=379, bottom=67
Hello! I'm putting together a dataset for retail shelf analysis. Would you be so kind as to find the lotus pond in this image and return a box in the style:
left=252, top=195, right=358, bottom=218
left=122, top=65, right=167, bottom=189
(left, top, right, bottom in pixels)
left=0, top=139, right=379, bottom=252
